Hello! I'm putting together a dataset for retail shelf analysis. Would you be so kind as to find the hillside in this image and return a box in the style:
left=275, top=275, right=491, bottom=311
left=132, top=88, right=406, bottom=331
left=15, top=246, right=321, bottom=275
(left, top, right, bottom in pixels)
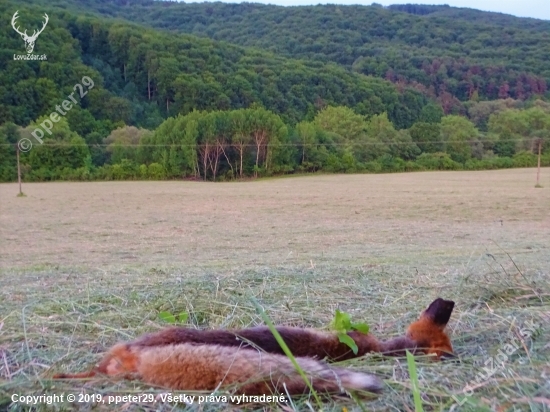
left=18, top=0, right=550, bottom=109
left=1, top=1, right=432, bottom=130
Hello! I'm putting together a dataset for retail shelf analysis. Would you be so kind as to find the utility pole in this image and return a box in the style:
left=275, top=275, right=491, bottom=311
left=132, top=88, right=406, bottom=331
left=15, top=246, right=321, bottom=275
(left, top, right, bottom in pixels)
left=16, top=143, right=24, bottom=196
left=535, top=138, right=542, bottom=188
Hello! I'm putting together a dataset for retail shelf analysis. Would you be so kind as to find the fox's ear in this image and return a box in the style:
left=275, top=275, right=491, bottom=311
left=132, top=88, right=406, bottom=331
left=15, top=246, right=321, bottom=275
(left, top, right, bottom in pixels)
left=421, top=298, right=455, bottom=327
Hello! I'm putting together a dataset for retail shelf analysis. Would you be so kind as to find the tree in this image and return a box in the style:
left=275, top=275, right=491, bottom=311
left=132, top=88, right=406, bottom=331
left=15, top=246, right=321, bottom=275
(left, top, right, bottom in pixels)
left=182, top=118, right=200, bottom=178
left=247, top=107, right=287, bottom=177
left=231, top=109, right=251, bottom=178
left=0, top=122, right=20, bottom=182
left=440, top=115, right=479, bottom=163
left=466, top=98, right=520, bottom=131
left=155, top=57, right=180, bottom=115
left=365, top=112, right=419, bottom=160
left=488, top=107, right=550, bottom=155
left=295, top=121, right=316, bottom=163
left=104, top=126, right=152, bottom=164
left=409, top=122, right=443, bottom=153
left=22, top=117, right=90, bottom=180
left=313, top=106, right=366, bottom=142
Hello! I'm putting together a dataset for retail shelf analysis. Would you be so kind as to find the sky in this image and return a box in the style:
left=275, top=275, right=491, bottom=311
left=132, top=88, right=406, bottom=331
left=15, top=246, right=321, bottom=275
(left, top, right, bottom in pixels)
left=182, top=0, right=550, bottom=20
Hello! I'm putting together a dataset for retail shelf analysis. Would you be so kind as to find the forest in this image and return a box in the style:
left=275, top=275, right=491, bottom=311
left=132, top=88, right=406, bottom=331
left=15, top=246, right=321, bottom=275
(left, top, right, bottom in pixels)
left=19, top=0, right=550, bottom=105
left=0, top=0, right=549, bottom=182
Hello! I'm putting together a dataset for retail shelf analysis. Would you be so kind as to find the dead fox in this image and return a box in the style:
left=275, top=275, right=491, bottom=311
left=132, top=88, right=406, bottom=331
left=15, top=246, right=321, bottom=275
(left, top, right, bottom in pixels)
left=54, top=298, right=454, bottom=396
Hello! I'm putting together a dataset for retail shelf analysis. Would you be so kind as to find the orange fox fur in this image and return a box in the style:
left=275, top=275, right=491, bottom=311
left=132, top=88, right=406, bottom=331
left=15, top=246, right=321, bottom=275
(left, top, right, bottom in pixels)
left=54, top=298, right=454, bottom=396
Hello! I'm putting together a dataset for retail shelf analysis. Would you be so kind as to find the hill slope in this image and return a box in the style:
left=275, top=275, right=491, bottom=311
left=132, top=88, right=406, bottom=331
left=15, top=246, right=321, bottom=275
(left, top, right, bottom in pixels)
left=0, top=1, right=429, bottom=130
left=18, top=0, right=550, bottom=109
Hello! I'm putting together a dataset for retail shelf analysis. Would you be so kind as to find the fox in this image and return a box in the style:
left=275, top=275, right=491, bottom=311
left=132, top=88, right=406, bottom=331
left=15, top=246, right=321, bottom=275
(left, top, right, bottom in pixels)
left=53, top=297, right=454, bottom=396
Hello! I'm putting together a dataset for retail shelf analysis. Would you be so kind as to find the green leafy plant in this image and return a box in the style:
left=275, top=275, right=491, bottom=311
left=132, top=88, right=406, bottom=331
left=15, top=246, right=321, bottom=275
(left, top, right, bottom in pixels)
left=330, top=309, right=369, bottom=355
left=158, top=311, right=188, bottom=324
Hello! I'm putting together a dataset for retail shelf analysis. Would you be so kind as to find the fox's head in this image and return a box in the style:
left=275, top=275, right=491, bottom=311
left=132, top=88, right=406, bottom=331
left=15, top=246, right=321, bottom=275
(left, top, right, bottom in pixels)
left=406, top=298, right=455, bottom=359
left=97, top=343, right=140, bottom=377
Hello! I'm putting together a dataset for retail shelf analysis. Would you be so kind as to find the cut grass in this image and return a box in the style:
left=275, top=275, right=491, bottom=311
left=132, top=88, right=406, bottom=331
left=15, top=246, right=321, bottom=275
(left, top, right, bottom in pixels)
left=0, top=169, right=549, bottom=411
left=1, top=264, right=547, bottom=411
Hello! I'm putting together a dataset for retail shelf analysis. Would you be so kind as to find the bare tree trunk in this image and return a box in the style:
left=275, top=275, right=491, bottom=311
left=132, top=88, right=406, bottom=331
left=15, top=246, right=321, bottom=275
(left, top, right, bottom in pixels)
left=219, top=140, right=234, bottom=178
left=235, top=143, right=245, bottom=178
left=211, top=145, right=221, bottom=180
left=264, top=143, right=270, bottom=171
left=240, top=146, right=244, bottom=178
left=253, top=131, right=266, bottom=178
left=255, top=142, right=260, bottom=178
left=201, top=144, right=209, bottom=181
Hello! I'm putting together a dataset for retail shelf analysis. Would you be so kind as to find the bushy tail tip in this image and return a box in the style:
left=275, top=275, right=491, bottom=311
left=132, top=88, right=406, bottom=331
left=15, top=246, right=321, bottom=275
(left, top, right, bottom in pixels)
left=338, top=370, right=384, bottom=393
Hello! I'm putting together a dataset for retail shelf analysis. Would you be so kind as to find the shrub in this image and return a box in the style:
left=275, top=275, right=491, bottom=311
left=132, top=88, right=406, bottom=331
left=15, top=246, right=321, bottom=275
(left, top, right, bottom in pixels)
left=415, top=152, right=462, bottom=170
left=147, top=163, right=166, bottom=180
left=405, top=161, right=424, bottom=172
left=139, top=164, right=148, bottom=179
left=364, top=160, right=382, bottom=173
left=111, top=159, right=139, bottom=180
left=93, top=165, right=114, bottom=180
left=513, top=151, right=537, bottom=167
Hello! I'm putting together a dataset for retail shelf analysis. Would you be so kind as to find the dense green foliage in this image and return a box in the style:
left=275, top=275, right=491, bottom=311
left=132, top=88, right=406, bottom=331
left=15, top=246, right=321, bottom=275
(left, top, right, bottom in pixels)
left=3, top=103, right=549, bottom=182
left=1, top=1, right=431, bottom=129
left=1, top=0, right=549, bottom=182
left=19, top=0, right=550, bottom=108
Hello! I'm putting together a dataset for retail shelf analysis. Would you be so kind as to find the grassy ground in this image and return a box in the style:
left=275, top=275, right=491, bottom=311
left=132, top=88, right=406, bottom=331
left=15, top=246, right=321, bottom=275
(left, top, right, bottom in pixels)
left=0, top=169, right=549, bottom=411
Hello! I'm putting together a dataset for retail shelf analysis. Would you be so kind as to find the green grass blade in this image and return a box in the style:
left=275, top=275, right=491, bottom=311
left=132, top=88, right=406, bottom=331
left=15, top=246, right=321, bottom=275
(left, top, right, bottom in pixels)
left=250, top=297, right=322, bottom=407
left=406, top=350, right=424, bottom=412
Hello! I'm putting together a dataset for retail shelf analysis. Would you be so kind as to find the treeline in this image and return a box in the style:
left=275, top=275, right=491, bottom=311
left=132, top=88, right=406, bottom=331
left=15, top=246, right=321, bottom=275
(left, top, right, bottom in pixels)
left=388, top=4, right=550, bottom=30
left=20, top=0, right=550, bottom=107
left=2, top=104, right=548, bottom=182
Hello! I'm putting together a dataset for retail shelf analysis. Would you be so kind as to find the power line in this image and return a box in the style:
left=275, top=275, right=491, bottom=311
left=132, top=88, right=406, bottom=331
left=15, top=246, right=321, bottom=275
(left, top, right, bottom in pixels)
left=0, top=138, right=537, bottom=148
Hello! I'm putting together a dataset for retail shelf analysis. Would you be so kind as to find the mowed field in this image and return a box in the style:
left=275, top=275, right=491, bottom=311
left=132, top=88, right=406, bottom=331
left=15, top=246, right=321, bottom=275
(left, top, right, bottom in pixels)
left=0, top=169, right=549, bottom=411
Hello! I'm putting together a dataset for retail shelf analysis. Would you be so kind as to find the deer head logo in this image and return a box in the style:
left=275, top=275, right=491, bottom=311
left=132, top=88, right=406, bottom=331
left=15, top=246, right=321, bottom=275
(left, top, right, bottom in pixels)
left=11, top=11, right=49, bottom=54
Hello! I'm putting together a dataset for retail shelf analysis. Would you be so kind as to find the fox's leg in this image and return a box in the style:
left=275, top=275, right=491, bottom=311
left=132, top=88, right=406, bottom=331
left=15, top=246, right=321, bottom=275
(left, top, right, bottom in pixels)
left=52, top=370, right=97, bottom=379
left=53, top=343, right=140, bottom=380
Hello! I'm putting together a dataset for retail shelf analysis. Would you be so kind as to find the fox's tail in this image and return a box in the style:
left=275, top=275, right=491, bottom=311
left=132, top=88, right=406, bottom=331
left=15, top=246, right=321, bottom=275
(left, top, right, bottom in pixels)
left=55, top=342, right=383, bottom=395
